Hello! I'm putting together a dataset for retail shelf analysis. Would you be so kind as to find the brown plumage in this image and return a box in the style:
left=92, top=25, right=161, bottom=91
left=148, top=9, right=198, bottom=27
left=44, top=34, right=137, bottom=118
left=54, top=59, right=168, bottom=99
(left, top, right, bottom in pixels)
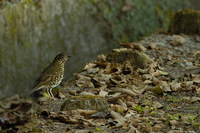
left=24, top=53, right=70, bottom=100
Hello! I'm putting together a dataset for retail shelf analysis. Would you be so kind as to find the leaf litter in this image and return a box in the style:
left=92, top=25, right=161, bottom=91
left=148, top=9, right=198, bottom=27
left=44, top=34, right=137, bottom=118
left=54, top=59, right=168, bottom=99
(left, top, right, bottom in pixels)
left=2, top=33, right=200, bottom=132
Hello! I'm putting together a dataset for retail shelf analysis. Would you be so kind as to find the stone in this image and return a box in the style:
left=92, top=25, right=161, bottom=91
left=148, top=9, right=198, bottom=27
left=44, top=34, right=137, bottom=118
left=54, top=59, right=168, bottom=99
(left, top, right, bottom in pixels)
left=61, top=95, right=108, bottom=111
left=169, top=9, right=200, bottom=35
left=106, top=50, right=148, bottom=69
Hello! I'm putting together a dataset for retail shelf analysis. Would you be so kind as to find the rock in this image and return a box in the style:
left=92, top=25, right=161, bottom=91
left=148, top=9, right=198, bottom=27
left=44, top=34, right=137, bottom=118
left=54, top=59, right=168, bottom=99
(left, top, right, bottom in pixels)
left=107, top=50, right=148, bottom=69
left=61, top=95, right=108, bottom=111
left=168, top=9, right=200, bottom=35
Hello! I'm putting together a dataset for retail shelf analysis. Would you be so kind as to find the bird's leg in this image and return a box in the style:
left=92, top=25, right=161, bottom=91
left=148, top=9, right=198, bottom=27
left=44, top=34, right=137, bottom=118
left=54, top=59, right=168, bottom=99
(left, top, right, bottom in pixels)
left=47, top=88, right=51, bottom=98
left=46, top=88, right=55, bottom=100
left=49, top=88, right=57, bottom=101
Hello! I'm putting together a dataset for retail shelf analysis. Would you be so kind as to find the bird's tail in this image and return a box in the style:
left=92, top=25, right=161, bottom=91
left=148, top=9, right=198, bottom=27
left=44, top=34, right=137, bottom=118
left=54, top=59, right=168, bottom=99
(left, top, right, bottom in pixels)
left=23, top=88, right=37, bottom=98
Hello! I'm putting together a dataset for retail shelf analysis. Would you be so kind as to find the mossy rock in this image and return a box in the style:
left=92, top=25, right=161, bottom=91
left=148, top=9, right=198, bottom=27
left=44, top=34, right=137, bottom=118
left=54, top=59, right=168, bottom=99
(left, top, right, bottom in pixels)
left=61, top=95, right=108, bottom=111
left=106, top=50, right=148, bottom=69
left=168, top=9, right=200, bottom=35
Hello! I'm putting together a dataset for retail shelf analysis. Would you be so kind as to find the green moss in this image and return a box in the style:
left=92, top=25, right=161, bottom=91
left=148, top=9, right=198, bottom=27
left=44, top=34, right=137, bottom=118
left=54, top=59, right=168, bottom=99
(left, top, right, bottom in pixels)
left=169, top=9, right=200, bottom=35
left=106, top=50, right=148, bottom=69
left=61, top=95, right=108, bottom=111
left=167, top=95, right=180, bottom=103
left=166, top=113, right=181, bottom=121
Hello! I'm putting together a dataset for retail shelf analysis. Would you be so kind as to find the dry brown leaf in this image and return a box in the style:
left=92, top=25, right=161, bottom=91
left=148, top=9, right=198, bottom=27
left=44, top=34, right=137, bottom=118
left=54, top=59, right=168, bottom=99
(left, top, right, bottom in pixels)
left=169, top=120, right=179, bottom=129
left=167, top=130, right=184, bottom=133
left=109, top=88, right=138, bottom=96
left=79, top=92, right=95, bottom=96
left=76, top=80, right=94, bottom=88
left=110, top=111, right=126, bottom=127
left=153, top=101, right=163, bottom=109
left=99, top=90, right=108, bottom=97
left=65, top=127, right=74, bottom=133
left=161, top=81, right=171, bottom=92
left=124, top=110, right=138, bottom=118
left=112, top=48, right=128, bottom=52
left=194, top=50, right=200, bottom=56
left=116, top=99, right=127, bottom=108
left=148, top=42, right=165, bottom=49
left=142, top=74, right=153, bottom=80
left=147, top=85, right=164, bottom=95
left=93, top=71, right=112, bottom=83
left=83, top=63, right=96, bottom=70
left=125, top=122, right=140, bottom=133
left=108, top=92, right=122, bottom=98
left=144, top=80, right=152, bottom=84
left=181, top=81, right=193, bottom=88
left=152, top=77, right=160, bottom=86
left=96, top=54, right=107, bottom=62
left=76, top=109, right=97, bottom=115
left=57, top=92, right=65, bottom=99
left=170, top=83, right=181, bottom=91
left=189, top=96, right=200, bottom=103
left=149, top=43, right=157, bottom=49
left=196, top=88, right=200, bottom=94
left=111, top=104, right=128, bottom=113
left=148, top=62, right=158, bottom=73
left=152, top=124, right=164, bottom=132
left=76, top=74, right=91, bottom=81
left=143, top=109, right=152, bottom=117
left=87, top=67, right=99, bottom=74
left=104, top=63, right=121, bottom=74
left=151, top=70, right=169, bottom=77
left=69, top=90, right=77, bottom=95
left=120, top=42, right=146, bottom=51
left=171, top=35, right=187, bottom=46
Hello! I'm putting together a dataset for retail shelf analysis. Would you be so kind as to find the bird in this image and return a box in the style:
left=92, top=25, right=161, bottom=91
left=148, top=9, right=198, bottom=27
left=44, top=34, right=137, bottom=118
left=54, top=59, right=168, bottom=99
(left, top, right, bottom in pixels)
left=24, top=53, right=70, bottom=100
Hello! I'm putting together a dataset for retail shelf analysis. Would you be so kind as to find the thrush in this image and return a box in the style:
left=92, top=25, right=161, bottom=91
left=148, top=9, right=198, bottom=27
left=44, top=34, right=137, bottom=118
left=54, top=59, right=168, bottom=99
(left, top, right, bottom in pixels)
left=24, top=53, right=70, bottom=100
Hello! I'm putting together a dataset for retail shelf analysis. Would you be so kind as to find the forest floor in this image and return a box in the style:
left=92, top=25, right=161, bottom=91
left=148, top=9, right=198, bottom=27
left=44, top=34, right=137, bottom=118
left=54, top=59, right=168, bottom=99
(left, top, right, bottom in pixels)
left=1, top=33, right=200, bottom=133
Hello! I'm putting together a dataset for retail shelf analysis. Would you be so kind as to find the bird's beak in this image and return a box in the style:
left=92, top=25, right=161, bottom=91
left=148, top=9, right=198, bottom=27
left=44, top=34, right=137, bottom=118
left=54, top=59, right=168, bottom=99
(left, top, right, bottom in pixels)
left=67, top=55, right=71, bottom=58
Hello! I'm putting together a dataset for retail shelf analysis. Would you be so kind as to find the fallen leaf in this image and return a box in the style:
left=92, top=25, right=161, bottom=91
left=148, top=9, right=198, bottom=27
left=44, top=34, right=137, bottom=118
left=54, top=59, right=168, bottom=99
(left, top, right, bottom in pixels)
left=56, top=92, right=65, bottom=99
left=109, top=88, right=138, bottom=96
left=153, top=101, right=163, bottom=109
left=120, top=42, right=146, bottom=51
left=99, top=90, right=108, bottom=97
left=110, top=111, right=126, bottom=127
left=152, top=77, right=160, bottom=86
left=152, top=124, right=164, bottom=132
left=169, top=120, right=179, bottom=129
left=170, top=83, right=181, bottom=91
left=111, top=104, right=128, bottom=113
left=189, top=96, right=200, bottom=103
left=171, top=35, right=186, bottom=46
left=87, top=67, right=99, bottom=74
left=83, top=63, right=96, bottom=70
left=112, top=48, right=128, bottom=52
left=147, top=85, right=164, bottom=95
left=116, top=99, right=127, bottom=108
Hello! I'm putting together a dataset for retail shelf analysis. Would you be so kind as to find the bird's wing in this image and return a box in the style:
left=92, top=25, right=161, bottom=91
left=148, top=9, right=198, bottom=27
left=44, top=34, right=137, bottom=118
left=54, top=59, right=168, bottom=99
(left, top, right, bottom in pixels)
left=23, top=74, right=52, bottom=97
left=23, top=63, right=58, bottom=97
